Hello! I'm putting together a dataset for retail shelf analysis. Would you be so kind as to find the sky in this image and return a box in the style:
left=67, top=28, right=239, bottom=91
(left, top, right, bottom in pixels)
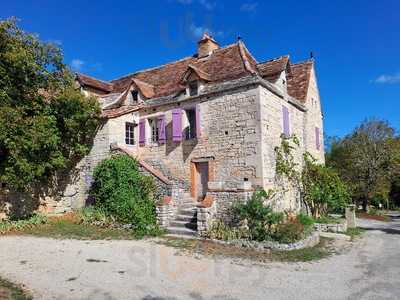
left=1, top=0, right=399, bottom=137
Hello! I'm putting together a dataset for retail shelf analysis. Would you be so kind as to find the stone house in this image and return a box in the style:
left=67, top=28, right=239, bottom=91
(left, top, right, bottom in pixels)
left=9, top=33, right=324, bottom=235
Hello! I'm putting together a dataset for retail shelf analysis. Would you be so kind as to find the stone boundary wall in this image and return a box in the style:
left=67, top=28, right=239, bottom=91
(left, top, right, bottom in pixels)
left=314, top=220, right=347, bottom=233
left=205, top=231, right=320, bottom=251
left=197, top=198, right=217, bottom=234
left=206, top=181, right=254, bottom=224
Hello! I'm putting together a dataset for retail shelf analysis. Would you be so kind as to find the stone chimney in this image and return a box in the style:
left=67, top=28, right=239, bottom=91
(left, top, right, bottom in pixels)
left=197, top=33, right=219, bottom=57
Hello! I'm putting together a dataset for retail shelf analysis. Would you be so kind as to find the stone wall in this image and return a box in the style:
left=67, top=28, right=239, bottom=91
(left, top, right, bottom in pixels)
left=137, top=85, right=263, bottom=188
left=259, top=86, right=305, bottom=212
left=303, top=67, right=325, bottom=163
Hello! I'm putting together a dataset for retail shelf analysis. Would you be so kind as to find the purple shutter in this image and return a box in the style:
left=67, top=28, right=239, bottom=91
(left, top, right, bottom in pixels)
left=139, top=119, right=146, bottom=146
left=172, top=109, right=183, bottom=142
left=158, top=115, right=166, bottom=144
left=315, top=127, right=320, bottom=150
left=195, top=104, right=201, bottom=138
left=282, top=106, right=290, bottom=136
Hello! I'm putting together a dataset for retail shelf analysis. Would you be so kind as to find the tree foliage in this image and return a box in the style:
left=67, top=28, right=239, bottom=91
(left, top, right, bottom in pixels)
left=302, top=154, right=350, bottom=217
left=326, top=118, right=399, bottom=209
left=0, top=18, right=100, bottom=190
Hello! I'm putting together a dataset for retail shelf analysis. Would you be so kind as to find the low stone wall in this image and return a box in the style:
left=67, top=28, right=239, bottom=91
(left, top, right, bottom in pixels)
left=314, top=220, right=347, bottom=233
left=156, top=198, right=177, bottom=228
left=197, top=197, right=217, bottom=234
left=206, top=231, right=320, bottom=251
left=206, top=181, right=254, bottom=224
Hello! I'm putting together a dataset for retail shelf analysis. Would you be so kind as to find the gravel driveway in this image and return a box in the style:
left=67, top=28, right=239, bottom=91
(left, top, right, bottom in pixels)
left=0, top=216, right=399, bottom=300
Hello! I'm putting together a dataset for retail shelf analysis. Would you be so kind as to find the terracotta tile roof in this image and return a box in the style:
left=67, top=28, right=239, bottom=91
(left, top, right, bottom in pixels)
left=76, top=73, right=114, bottom=92
left=110, top=42, right=257, bottom=98
left=287, top=60, right=314, bottom=102
left=257, top=55, right=290, bottom=81
left=101, top=105, right=141, bottom=118
left=77, top=38, right=315, bottom=109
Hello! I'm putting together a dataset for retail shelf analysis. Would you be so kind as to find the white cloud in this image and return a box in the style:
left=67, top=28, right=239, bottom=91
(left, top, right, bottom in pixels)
left=70, top=59, right=85, bottom=71
left=48, top=39, right=62, bottom=46
left=188, top=23, right=223, bottom=39
left=174, top=0, right=215, bottom=10
left=373, top=73, right=400, bottom=84
left=240, top=2, right=258, bottom=12
left=198, top=0, right=216, bottom=10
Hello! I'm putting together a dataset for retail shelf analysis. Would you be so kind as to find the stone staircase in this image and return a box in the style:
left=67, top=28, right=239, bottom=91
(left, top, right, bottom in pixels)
left=167, top=193, right=198, bottom=237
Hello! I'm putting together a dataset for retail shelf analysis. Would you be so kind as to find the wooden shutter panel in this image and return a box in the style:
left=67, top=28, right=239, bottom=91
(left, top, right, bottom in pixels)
left=282, top=105, right=290, bottom=136
left=158, top=115, right=166, bottom=144
left=195, top=104, right=201, bottom=138
left=315, top=127, right=320, bottom=150
left=172, top=109, right=183, bottom=142
left=139, top=119, right=146, bottom=146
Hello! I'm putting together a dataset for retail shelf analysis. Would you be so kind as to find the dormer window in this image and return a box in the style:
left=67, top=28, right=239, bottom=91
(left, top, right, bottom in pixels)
left=131, top=90, right=139, bottom=102
left=189, top=81, right=198, bottom=96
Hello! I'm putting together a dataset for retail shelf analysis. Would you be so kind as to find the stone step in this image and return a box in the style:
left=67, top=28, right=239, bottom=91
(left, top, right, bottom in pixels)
left=179, top=202, right=197, bottom=209
left=175, top=214, right=197, bottom=222
left=170, top=220, right=197, bottom=230
left=178, top=208, right=197, bottom=217
left=167, top=226, right=197, bottom=236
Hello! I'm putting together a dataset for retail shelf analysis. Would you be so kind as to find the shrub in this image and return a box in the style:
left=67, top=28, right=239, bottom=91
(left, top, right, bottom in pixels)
left=205, top=220, right=249, bottom=241
left=297, top=213, right=315, bottom=227
left=233, top=189, right=284, bottom=241
left=273, top=220, right=306, bottom=244
left=90, top=155, right=158, bottom=236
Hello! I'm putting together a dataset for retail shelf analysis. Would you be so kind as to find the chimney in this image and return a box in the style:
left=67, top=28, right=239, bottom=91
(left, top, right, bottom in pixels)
left=197, top=33, right=219, bottom=57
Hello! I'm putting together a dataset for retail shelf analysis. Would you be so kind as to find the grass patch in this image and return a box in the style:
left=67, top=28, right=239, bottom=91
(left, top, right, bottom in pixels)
left=0, top=277, right=32, bottom=300
left=356, top=212, right=391, bottom=222
left=344, top=227, right=365, bottom=240
left=0, top=213, right=159, bottom=240
left=271, top=238, right=333, bottom=262
left=157, top=236, right=334, bottom=263
left=314, top=215, right=343, bottom=224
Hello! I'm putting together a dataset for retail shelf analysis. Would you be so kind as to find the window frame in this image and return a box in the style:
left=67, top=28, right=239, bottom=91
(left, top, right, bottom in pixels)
left=184, top=108, right=197, bottom=140
left=188, top=81, right=199, bottom=97
left=149, top=118, right=160, bottom=144
left=125, top=122, right=135, bottom=145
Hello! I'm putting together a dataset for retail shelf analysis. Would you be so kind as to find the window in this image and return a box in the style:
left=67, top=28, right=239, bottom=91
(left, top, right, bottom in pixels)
left=131, top=90, right=139, bottom=101
left=185, top=109, right=197, bottom=139
left=125, top=122, right=135, bottom=145
left=189, top=81, right=198, bottom=96
left=149, top=119, right=159, bottom=143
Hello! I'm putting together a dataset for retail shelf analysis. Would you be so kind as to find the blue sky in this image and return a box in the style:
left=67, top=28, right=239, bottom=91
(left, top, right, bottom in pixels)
left=2, top=0, right=399, bottom=137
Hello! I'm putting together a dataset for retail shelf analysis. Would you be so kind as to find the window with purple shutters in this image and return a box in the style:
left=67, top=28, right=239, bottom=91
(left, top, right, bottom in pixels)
left=172, top=108, right=183, bottom=142
left=315, top=127, right=320, bottom=150
left=139, top=119, right=146, bottom=146
left=158, top=115, right=166, bottom=144
left=282, top=105, right=290, bottom=136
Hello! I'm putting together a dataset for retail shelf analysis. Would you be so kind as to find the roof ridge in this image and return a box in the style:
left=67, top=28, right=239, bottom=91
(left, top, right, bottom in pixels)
left=111, top=43, right=239, bottom=83
left=76, top=73, right=112, bottom=85
left=237, top=41, right=258, bottom=75
left=258, top=55, right=290, bottom=65
left=291, top=58, right=314, bottom=66
left=110, top=56, right=195, bottom=83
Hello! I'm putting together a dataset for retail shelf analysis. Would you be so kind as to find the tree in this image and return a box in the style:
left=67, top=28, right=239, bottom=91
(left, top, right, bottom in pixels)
left=0, top=18, right=100, bottom=191
left=327, top=119, right=397, bottom=211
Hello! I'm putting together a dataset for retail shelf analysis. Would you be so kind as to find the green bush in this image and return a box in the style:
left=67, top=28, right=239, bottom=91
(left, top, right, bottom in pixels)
left=90, top=155, right=158, bottom=236
left=297, top=213, right=315, bottom=227
left=205, top=220, right=249, bottom=241
left=273, top=220, right=307, bottom=244
left=233, top=189, right=284, bottom=241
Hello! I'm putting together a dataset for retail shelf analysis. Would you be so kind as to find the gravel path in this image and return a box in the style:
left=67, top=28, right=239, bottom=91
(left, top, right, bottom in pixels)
left=0, top=216, right=399, bottom=300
